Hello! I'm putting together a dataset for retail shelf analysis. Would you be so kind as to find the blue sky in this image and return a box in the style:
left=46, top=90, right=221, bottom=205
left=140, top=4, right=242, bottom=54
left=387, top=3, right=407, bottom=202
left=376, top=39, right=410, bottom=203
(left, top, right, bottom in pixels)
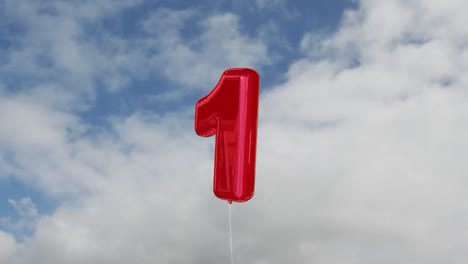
left=1, top=0, right=468, bottom=263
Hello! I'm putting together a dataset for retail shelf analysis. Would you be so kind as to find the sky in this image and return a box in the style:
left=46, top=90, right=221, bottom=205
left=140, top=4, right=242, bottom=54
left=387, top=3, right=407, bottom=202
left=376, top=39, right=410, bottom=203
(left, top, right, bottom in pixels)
left=1, top=0, right=468, bottom=263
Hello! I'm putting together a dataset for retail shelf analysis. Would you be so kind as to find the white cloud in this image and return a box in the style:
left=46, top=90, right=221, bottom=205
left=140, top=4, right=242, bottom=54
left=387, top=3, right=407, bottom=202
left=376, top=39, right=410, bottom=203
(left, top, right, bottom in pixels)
left=1, top=0, right=151, bottom=101
left=143, top=9, right=270, bottom=89
left=1, top=2, right=271, bottom=103
left=4, top=112, right=228, bottom=264
left=0, top=231, right=16, bottom=264
left=253, top=0, right=468, bottom=262
left=0, top=2, right=271, bottom=198
left=8, top=198, right=38, bottom=218
left=2, top=0, right=468, bottom=263
left=0, top=95, right=97, bottom=196
left=0, top=198, right=39, bottom=236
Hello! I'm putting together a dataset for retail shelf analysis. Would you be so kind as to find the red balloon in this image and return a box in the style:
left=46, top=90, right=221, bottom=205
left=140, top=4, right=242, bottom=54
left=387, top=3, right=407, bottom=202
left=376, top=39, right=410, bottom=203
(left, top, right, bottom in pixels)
left=195, top=68, right=260, bottom=203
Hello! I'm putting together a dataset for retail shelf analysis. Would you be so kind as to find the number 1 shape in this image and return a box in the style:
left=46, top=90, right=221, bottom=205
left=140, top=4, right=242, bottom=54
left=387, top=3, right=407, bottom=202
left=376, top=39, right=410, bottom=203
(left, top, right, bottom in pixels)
left=195, top=68, right=260, bottom=203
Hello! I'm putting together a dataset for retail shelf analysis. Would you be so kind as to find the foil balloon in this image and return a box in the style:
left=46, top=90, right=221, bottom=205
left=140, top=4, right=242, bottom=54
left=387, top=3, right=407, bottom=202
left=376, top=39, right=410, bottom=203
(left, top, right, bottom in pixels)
left=195, top=68, right=260, bottom=203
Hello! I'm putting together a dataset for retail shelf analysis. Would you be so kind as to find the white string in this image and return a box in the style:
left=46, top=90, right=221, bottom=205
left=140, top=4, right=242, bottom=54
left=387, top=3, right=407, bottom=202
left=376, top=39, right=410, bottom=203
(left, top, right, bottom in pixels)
left=229, top=203, right=234, bottom=264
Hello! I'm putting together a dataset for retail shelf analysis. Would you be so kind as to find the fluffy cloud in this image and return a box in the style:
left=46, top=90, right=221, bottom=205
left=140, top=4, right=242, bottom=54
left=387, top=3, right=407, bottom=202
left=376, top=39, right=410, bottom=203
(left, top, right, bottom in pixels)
left=0, top=198, right=38, bottom=236
left=1, top=1, right=269, bottom=103
left=143, top=9, right=269, bottom=89
left=2, top=0, right=468, bottom=263
left=1, top=0, right=144, bottom=109
left=0, top=1, right=270, bottom=195
left=0, top=231, right=16, bottom=263
left=255, top=0, right=468, bottom=262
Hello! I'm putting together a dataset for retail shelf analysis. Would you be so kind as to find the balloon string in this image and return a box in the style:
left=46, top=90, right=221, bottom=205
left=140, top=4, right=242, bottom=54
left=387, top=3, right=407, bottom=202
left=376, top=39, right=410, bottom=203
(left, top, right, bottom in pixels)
left=229, top=203, right=234, bottom=264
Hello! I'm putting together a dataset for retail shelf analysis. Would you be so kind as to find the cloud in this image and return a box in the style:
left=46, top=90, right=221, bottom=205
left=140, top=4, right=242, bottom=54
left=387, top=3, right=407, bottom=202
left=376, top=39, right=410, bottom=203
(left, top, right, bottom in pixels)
left=143, top=9, right=270, bottom=89
left=1, top=1, right=271, bottom=106
left=0, top=198, right=39, bottom=237
left=0, top=231, right=16, bottom=264
left=8, top=198, right=38, bottom=218
left=2, top=0, right=468, bottom=263
left=0, top=0, right=144, bottom=108
left=0, top=95, right=95, bottom=196
left=253, top=0, right=468, bottom=262
left=0, top=1, right=271, bottom=195
left=4, top=113, right=228, bottom=264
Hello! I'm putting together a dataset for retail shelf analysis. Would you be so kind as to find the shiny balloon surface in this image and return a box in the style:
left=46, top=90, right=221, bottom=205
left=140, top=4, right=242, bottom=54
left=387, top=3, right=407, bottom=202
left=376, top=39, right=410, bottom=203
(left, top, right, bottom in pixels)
left=195, top=68, right=260, bottom=203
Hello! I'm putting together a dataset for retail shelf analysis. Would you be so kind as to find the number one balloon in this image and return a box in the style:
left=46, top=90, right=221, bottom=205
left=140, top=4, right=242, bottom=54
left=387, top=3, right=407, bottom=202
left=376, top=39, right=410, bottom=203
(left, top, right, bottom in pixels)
left=195, top=68, right=260, bottom=203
